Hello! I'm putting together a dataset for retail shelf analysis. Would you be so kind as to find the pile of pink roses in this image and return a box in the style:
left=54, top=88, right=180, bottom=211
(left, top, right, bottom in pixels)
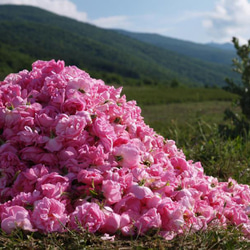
left=1, top=60, right=250, bottom=240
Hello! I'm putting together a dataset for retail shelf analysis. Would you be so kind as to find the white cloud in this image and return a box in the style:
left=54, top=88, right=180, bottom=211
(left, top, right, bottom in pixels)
left=91, top=15, right=131, bottom=30
left=0, top=0, right=134, bottom=31
left=203, top=0, right=250, bottom=44
left=0, top=0, right=88, bottom=22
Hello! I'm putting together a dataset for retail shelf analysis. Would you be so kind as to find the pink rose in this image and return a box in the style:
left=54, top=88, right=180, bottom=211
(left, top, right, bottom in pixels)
left=55, top=114, right=87, bottom=139
left=31, top=197, right=68, bottom=233
left=35, top=105, right=59, bottom=129
left=36, top=172, right=69, bottom=199
left=1, top=205, right=35, bottom=233
left=77, top=169, right=103, bottom=186
left=69, top=202, right=105, bottom=233
left=158, top=197, right=185, bottom=231
left=129, top=184, right=154, bottom=200
left=101, top=207, right=121, bottom=234
left=135, top=208, right=162, bottom=234
left=113, top=143, right=140, bottom=168
left=62, top=97, right=85, bottom=115
left=102, top=180, right=122, bottom=205
left=92, top=116, right=116, bottom=152
left=114, top=194, right=141, bottom=214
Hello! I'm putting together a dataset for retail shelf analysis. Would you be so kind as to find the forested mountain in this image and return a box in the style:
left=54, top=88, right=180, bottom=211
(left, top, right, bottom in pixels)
left=0, top=5, right=237, bottom=87
left=114, top=30, right=236, bottom=65
left=206, top=42, right=235, bottom=51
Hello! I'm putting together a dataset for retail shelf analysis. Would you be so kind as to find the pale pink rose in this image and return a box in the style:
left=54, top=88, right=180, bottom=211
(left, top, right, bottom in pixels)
left=24, top=164, right=49, bottom=181
left=129, top=184, right=153, bottom=200
left=194, top=200, right=215, bottom=226
left=31, top=197, right=68, bottom=232
left=135, top=208, right=162, bottom=234
left=1, top=206, right=35, bottom=233
left=1, top=107, right=21, bottom=130
left=113, top=143, right=140, bottom=168
left=102, top=180, right=122, bottom=205
left=242, top=223, right=250, bottom=238
left=100, top=233, right=115, bottom=241
left=101, top=207, right=121, bottom=234
left=69, top=202, right=105, bottom=233
left=0, top=84, right=22, bottom=106
left=67, top=76, right=93, bottom=94
left=120, top=212, right=130, bottom=229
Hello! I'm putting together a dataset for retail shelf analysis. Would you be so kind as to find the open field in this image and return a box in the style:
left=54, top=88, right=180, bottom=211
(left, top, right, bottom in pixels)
left=122, top=86, right=239, bottom=105
left=141, top=101, right=234, bottom=135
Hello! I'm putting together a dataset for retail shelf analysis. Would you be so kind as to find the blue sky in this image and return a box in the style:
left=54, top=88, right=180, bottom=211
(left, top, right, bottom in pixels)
left=1, top=0, right=250, bottom=44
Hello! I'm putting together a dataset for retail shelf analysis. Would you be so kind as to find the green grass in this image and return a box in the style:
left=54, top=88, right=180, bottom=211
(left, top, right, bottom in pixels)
left=2, top=87, right=250, bottom=249
left=122, top=86, right=239, bottom=105
left=1, top=226, right=250, bottom=249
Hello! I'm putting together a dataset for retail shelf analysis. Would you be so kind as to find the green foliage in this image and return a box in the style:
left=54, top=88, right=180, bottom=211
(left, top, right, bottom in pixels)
left=221, top=37, right=250, bottom=139
left=1, top=225, right=250, bottom=249
left=219, top=108, right=249, bottom=139
left=226, top=37, right=250, bottom=117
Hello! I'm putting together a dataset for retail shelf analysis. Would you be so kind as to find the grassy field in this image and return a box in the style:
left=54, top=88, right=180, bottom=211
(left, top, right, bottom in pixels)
left=1, top=86, right=250, bottom=249
left=123, top=86, right=239, bottom=105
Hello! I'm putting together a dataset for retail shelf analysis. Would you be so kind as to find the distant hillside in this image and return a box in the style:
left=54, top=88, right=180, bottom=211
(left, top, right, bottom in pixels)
left=114, top=30, right=236, bottom=65
left=206, top=42, right=235, bottom=51
left=0, top=5, right=238, bottom=87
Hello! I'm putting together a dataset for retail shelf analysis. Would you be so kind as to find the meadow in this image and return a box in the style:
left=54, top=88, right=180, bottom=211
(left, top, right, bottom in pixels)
left=1, top=86, right=250, bottom=249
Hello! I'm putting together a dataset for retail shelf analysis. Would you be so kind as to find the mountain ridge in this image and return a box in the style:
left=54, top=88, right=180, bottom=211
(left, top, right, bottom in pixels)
left=113, top=29, right=236, bottom=65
